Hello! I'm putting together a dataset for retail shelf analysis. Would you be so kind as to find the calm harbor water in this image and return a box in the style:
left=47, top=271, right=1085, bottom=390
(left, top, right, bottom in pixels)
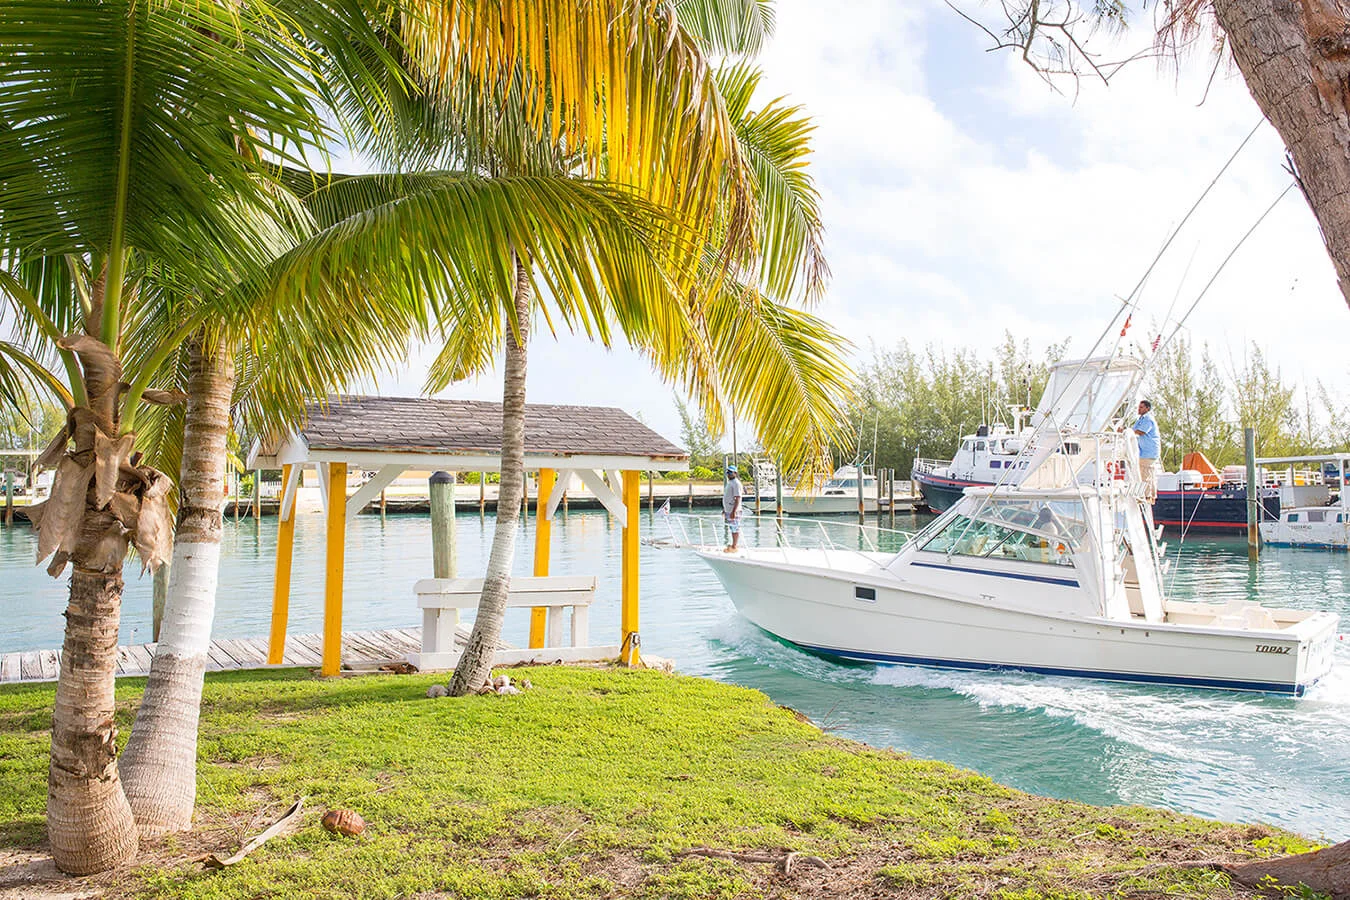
left=3, top=509, right=1349, bottom=840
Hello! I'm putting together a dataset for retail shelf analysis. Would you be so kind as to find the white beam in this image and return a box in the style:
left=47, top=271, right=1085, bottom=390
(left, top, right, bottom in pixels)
left=279, top=462, right=302, bottom=522
left=345, top=465, right=406, bottom=523
left=303, top=448, right=688, bottom=473
left=315, top=461, right=330, bottom=516
left=575, top=469, right=627, bottom=526
left=545, top=469, right=570, bottom=518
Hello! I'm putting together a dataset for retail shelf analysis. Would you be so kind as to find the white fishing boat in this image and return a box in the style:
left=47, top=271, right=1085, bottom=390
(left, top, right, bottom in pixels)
left=742, top=459, right=879, bottom=515
left=696, top=355, right=1339, bottom=695
left=1259, top=454, right=1350, bottom=551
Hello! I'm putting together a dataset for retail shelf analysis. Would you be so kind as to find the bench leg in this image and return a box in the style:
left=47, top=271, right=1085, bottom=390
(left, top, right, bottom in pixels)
left=423, top=608, right=457, bottom=654
left=546, top=606, right=565, bottom=648
left=571, top=606, right=589, bottom=648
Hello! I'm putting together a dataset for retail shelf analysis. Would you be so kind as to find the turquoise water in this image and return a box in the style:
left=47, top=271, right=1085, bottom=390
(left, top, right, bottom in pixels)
left=3, top=510, right=1349, bottom=840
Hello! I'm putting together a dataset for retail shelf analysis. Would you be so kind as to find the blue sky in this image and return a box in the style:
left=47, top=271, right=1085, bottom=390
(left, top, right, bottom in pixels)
left=375, top=0, right=1347, bottom=449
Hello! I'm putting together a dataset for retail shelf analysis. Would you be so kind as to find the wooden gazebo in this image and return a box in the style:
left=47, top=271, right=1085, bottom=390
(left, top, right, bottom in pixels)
left=248, top=395, right=689, bottom=676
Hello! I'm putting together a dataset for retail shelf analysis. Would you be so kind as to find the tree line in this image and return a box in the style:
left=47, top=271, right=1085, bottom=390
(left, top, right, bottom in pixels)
left=846, top=333, right=1349, bottom=477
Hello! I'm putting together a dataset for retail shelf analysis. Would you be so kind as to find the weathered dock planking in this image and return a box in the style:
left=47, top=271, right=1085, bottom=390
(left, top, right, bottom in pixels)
left=0, top=626, right=446, bottom=685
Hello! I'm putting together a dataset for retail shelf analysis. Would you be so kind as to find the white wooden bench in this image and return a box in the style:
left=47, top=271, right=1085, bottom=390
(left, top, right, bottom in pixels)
left=409, top=575, right=617, bottom=670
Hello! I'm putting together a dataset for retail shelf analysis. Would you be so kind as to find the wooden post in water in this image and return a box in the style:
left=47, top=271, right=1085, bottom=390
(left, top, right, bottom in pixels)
left=430, top=472, right=457, bottom=581
left=479, top=472, right=486, bottom=513
left=152, top=562, right=170, bottom=642
left=379, top=487, right=387, bottom=520
left=856, top=466, right=865, bottom=526
left=3, top=470, right=12, bottom=527
left=648, top=470, right=654, bottom=511
left=252, top=469, right=261, bottom=519
left=687, top=478, right=694, bottom=510
left=232, top=470, right=240, bottom=521
left=775, top=458, right=784, bottom=523
left=1245, top=427, right=1259, bottom=560
left=888, top=469, right=897, bottom=528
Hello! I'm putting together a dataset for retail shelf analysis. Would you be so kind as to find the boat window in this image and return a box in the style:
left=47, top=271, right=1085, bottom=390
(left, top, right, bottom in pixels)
left=839, top=478, right=857, bottom=488
left=975, top=441, right=986, bottom=451
left=990, top=460, right=1002, bottom=469
left=1288, top=513, right=1299, bottom=523
left=962, top=441, right=973, bottom=452
left=1308, top=510, right=1326, bottom=523
left=920, top=513, right=1075, bottom=566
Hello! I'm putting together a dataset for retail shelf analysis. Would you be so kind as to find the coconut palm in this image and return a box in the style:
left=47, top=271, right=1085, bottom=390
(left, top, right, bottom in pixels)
left=0, top=0, right=755, bottom=870
left=424, top=18, right=849, bottom=693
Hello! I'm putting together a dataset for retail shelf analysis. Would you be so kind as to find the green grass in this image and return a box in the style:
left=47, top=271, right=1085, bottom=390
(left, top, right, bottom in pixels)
left=0, top=667, right=1323, bottom=899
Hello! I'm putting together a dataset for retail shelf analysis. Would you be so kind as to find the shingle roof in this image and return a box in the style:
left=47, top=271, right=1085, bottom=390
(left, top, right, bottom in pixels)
left=296, top=395, right=686, bottom=461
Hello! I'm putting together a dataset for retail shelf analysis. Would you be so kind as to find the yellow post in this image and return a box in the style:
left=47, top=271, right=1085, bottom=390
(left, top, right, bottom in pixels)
left=620, top=470, right=642, bottom=667
left=267, top=463, right=296, bottom=664
left=321, top=461, right=348, bottom=676
left=529, top=468, right=555, bottom=648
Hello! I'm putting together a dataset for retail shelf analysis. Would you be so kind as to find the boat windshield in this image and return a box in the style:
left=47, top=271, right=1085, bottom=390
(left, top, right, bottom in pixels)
left=919, top=499, right=1087, bottom=567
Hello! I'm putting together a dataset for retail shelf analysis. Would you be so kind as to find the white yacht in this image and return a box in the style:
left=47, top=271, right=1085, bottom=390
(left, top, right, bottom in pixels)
left=697, top=356, right=1339, bottom=696
left=742, top=459, right=879, bottom=515
left=1259, top=455, right=1349, bottom=551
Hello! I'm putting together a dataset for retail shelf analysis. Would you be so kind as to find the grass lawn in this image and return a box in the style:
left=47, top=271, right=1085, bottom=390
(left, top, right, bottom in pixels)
left=0, top=666, right=1322, bottom=899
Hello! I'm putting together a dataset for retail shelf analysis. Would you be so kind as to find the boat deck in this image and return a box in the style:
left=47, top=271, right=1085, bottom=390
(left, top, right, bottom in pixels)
left=0, top=626, right=441, bottom=685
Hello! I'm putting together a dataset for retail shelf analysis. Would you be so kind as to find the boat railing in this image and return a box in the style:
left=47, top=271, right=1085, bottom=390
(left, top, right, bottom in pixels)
left=911, top=457, right=948, bottom=476
left=662, top=512, right=914, bottom=558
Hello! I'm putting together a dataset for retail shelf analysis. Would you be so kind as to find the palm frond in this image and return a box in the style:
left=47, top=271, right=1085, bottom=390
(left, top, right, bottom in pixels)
left=718, top=64, right=829, bottom=303
left=675, top=0, right=776, bottom=56
left=0, top=0, right=329, bottom=297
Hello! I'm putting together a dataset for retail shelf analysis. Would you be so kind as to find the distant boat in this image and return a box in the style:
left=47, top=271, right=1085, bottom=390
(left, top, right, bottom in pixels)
left=1150, top=451, right=1328, bottom=534
left=911, top=421, right=1027, bottom=513
left=742, top=459, right=880, bottom=515
left=698, top=355, right=1339, bottom=696
left=1259, top=454, right=1349, bottom=551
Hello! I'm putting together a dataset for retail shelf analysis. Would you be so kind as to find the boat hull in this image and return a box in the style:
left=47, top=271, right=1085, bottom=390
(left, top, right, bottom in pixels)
left=1152, top=488, right=1279, bottom=534
left=699, top=552, right=1335, bottom=695
left=912, top=471, right=986, bottom=513
left=778, top=495, right=878, bottom=516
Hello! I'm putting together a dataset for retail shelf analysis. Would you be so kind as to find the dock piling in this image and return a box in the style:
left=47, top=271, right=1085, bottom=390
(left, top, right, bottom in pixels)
left=1245, top=428, right=1259, bottom=560
left=3, top=470, right=11, bottom=527
left=775, top=458, right=784, bottom=523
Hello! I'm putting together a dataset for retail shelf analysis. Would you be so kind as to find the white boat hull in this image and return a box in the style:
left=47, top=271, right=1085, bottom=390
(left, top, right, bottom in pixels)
left=1260, top=518, right=1350, bottom=551
left=778, top=494, right=878, bottom=515
left=699, top=550, right=1338, bottom=695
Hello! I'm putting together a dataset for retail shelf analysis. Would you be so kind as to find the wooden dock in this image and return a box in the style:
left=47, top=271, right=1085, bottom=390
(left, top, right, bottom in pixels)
left=0, top=626, right=438, bottom=685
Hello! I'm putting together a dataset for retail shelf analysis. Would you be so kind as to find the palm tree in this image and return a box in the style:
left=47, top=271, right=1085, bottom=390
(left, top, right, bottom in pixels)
left=437, top=16, right=850, bottom=695
left=2, top=0, right=752, bottom=868
left=29, top=0, right=760, bottom=844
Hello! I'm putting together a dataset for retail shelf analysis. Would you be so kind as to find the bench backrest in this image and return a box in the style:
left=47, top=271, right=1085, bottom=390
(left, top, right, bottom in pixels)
left=414, top=575, right=598, bottom=610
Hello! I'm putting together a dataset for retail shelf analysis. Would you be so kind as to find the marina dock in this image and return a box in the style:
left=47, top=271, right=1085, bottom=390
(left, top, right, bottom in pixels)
left=0, top=626, right=434, bottom=685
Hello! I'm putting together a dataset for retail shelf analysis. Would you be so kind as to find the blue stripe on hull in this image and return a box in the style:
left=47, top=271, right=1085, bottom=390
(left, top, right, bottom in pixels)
left=788, top=641, right=1305, bottom=696
left=910, top=560, right=1079, bottom=588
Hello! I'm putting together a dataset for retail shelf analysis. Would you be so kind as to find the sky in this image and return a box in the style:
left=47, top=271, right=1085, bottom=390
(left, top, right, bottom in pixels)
left=371, top=0, right=1348, bottom=450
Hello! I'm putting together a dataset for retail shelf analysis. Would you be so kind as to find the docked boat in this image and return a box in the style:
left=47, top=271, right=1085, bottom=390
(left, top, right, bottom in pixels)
left=698, top=356, right=1339, bottom=695
left=1151, top=451, right=1331, bottom=535
left=1258, top=455, right=1349, bottom=551
left=911, top=422, right=1025, bottom=513
left=743, top=459, right=880, bottom=515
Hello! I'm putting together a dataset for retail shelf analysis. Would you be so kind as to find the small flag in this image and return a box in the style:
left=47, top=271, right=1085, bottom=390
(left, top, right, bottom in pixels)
left=657, top=497, right=671, bottom=517
left=1151, top=334, right=1162, bottom=352
left=1119, top=314, right=1132, bottom=337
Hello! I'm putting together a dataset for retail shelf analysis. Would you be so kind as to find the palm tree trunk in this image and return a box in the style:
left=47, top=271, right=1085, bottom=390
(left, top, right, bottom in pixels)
left=48, top=566, right=139, bottom=874
left=1212, top=0, right=1350, bottom=310
left=449, top=255, right=531, bottom=696
left=119, top=336, right=235, bottom=835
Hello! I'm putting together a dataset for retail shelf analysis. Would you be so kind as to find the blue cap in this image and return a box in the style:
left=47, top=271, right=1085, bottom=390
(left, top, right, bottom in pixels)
left=726, top=464, right=739, bottom=474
